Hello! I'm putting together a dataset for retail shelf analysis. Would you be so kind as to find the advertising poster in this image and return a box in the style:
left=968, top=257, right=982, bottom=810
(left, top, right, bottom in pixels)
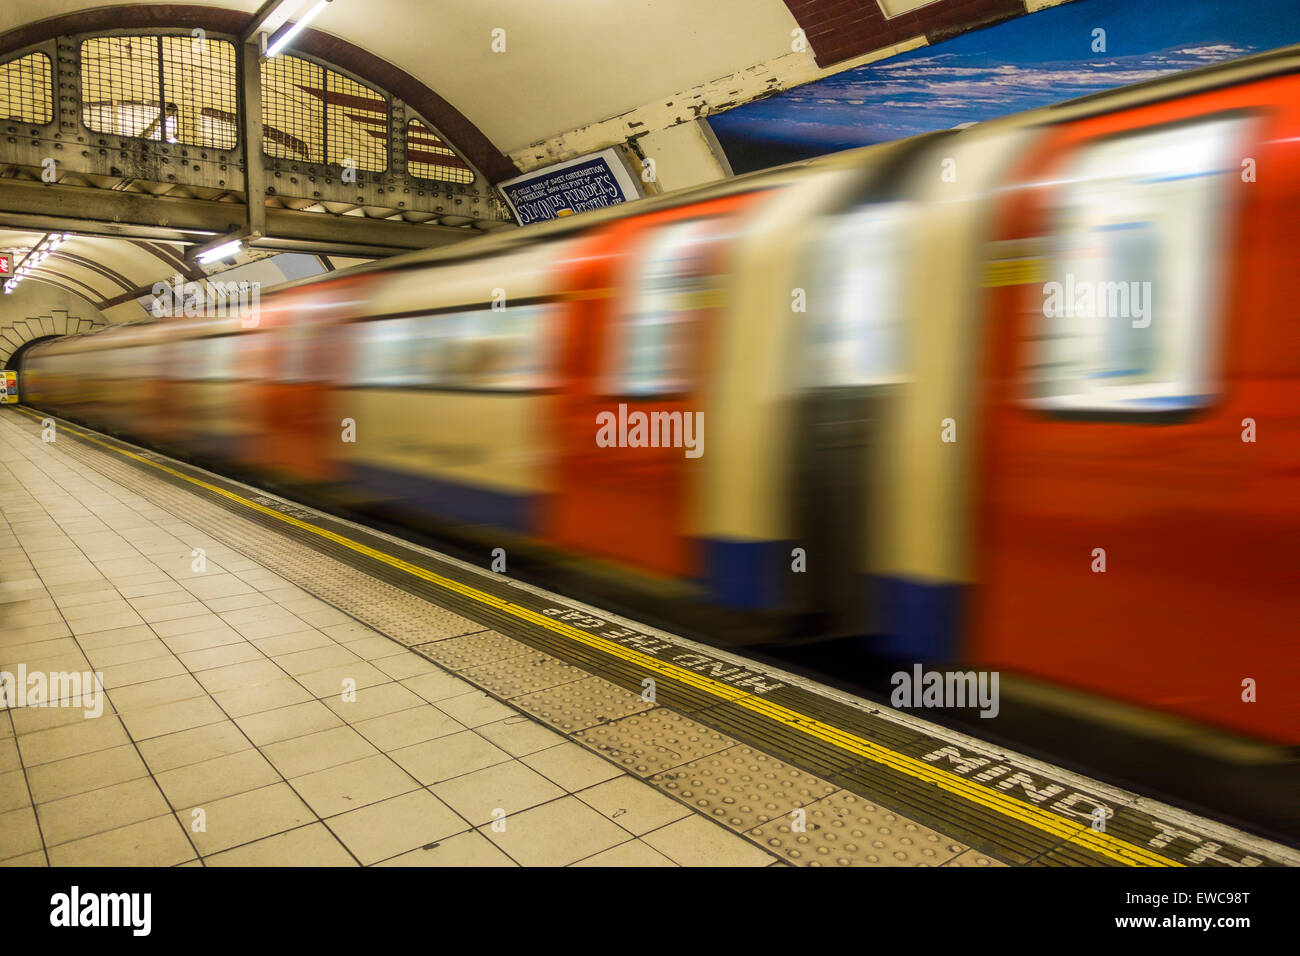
left=498, top=147, right=642, bottom=226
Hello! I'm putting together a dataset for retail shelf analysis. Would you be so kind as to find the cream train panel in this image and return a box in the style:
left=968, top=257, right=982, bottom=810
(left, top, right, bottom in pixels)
left=185, top=381, right=245, bottom=439
left=873, top=125, right=1037, bottom=589
left=330, top=389, right=552, bottom=496
left=361, top=238, right=579, bottom=318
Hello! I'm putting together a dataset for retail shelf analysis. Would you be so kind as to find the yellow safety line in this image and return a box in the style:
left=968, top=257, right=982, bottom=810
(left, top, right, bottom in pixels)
left=13, top=406, right=1180, bottom=867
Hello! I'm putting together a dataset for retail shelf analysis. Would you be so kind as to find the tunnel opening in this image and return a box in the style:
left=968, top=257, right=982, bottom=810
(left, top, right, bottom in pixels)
left=4, top=334, right=61, bottom=372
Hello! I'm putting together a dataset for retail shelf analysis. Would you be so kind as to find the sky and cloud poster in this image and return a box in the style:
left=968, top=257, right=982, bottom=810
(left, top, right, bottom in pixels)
left=709, top=0, right=1300, bottom=172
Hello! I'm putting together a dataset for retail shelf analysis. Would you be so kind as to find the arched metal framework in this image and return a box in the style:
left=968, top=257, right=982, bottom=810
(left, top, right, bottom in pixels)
left=0, top=27, right=514, bottom=258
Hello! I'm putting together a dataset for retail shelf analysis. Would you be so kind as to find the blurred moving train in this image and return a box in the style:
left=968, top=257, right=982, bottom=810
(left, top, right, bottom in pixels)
left=22, top=45, right=1300, bottom=747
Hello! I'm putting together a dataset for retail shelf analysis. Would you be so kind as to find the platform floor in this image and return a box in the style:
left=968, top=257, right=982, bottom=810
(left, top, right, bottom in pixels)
left=1, top=407, right=1295, bottom=868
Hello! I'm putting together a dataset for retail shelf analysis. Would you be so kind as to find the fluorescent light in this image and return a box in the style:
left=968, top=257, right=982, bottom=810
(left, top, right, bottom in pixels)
left=197, top=239, right=243, bottom=264
left=266, top=0, right=330, bottom=58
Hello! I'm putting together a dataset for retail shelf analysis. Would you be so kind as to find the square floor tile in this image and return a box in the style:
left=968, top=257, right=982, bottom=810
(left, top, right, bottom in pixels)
left=211, top=678, right=314, bottom=719
left=26, top=744, right=148, bottom=804
left=571, top=840, right=676, bottom=867
left=177, top=642, right=266, bottom=673
left=437, top=690, right=517, bottom=728
left=288, top=754, right=421, bottom=818
left=194, top=659, right=287, bottom=694
left=178, top=782, right=314, bottom=856
left=477, top=795, right=631, bottom=867
left=234, top=700, right=344, bottom=747
left=37, top=777, right=171, bottom=847
left=374, top=654, right=444, bottom=681
left=296, top=661, right=390, bottom=699
left=155, top=748, right=281, bottom=808
left=98, top=654, right=187, bottom=689
left=392, top=669, right=478, bottom=702
left=324, top=789, right=466, bottom=866
left=0, top=768, right=30, bottom=814
left=252, top=629, right=334, bottom=657
left=388, top=730, right=511, bottom=785
left=521, top=743, right=623, bottom=792
left=475, top=717, right=566, bottom=757
left=17, top=717, right=130, bottom=767
left=576, top=774, right=692, bottom=837
left=325, top=682, right=425, bottom=723
left=431, top=760, right=564, bottom=827
left=274, top=644, right=361, bottom=677
left=0, top=805, right=45, bottom=861
left=204, top=822, right=357, bottom=866
left=10, top=701, right=108, bottom=737
left=77, top=624, right=158, bottom=651
left=376, top=830, right=516, bottom=867
left=261, top=726, right=378, bottom=778
left=109, top=674, right=206, bottom=713
left=137, top=721, right=253, bottom=775
left=118, top=696, right=225, bottom=742
left=641, top=815, right=774, bottom=867
left=352, top=705, right=463, bottom=751
left=47, top=814, right=194, bottom=867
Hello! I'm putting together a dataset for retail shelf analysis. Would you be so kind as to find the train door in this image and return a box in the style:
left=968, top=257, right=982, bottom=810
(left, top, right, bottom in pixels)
left=971, top=80, right=1300, bottom=744
left=545, top=199, right=747, bottom=578
left=792, top=202, right=910, bottom=635
left=245, top=277, right=366, bottom=485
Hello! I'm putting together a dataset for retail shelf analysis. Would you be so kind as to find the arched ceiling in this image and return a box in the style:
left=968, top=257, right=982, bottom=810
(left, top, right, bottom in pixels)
left=0, top=227, right=368, bottom=324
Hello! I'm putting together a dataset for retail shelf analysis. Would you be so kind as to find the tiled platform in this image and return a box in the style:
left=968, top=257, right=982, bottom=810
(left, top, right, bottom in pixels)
left=0, top=410, right=998, bottom=867
left=0, top=417, right=785, bottom=866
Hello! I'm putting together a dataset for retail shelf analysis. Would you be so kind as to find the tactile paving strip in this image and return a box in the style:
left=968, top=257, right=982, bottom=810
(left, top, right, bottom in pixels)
left=943, top=849, right=1008, bottom=868
left=461, top=651, right=589, bottom=699
left=375, top=605, right=487, bottom=646
left=511, top=676, right=653, bottom=733
left=650, top=744, right=840, bottom=832
left=746, top=789, right=968, bottom=867
left=412, top=628, right=527, bottom=669
left=577, top=707, right=736, bottom=777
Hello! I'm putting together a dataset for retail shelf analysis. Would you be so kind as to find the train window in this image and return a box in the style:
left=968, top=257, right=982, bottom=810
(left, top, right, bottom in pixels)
left=171, top=338, right=203, bottom=380
left=353, top=315, right=429, bottom=387
left=1026, top=114, right=1250, bottom=415
left=187, top=335, right=240, bottom=381
left=276, top=324, right=336, bottom=384
left=354, top=304, right=555, bottom=391
left=607, top=218, right=729, bottom=397
left=112, top=344, right=156, bottom=379
left=803, top=203, right=909, bottom=387
left=447, top=306, right=556, bottom=390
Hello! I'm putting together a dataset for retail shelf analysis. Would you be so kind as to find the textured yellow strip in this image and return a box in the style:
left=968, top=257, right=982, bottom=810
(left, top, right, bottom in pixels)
left=16, top=406, right=1180, bottom=867
left=983, top=256, right=1047, bottom=287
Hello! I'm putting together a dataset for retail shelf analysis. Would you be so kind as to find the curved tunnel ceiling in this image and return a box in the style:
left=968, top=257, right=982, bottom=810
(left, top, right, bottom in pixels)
left=0, top=227, right=368, bottom=324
